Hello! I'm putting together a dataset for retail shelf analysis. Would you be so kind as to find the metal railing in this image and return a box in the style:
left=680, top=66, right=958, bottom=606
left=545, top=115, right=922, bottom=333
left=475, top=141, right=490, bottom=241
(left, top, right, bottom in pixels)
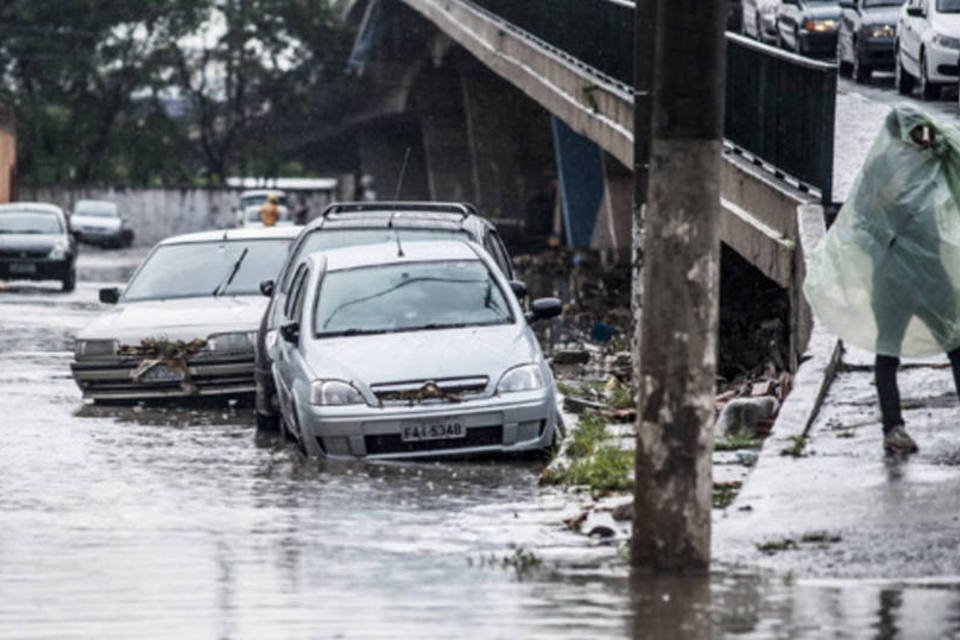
left=461, top=1, right=836, bottom=203
left=724, top=33, right=836, bottom=204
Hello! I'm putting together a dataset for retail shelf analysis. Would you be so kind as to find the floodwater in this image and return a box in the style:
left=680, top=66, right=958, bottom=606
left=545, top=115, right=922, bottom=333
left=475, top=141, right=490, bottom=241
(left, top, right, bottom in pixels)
left=2, top=249, right=960, bottom=638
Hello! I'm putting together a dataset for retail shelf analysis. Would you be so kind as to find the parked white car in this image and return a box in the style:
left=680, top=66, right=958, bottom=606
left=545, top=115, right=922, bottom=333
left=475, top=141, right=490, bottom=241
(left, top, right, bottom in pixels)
left=743, top=0, right=782, bottom=43
left=70, top=200, right=134, bottom=248
left=896, top=0, right=960, bottom=99
left=269, top=240, right=562, bottom=459
left=236, top=189, right=292, bottom=228
left=71, top=226, right=300, bottom=401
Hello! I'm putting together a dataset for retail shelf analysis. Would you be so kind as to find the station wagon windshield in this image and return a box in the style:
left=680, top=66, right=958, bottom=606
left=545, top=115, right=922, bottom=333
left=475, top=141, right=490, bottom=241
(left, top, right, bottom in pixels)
left=0, top=212, right=62, bottom=234
left=122, top=239, right=291, bottom=301
left=315, top=260, right=513, bottom=337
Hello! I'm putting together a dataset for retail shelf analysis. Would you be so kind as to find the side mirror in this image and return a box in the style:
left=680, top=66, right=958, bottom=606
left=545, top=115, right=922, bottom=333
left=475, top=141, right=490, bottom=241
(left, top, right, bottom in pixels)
left=99, top=287, right=121, bottom=304
left=509, top=280, right=527, bottom=300
left=259, top=279, right=275, bottom=298
left=907, top=6, right=923, bottom=16
left=525, top=297, right=562, bottom=323
left=280, top=322, right=300, bottom=344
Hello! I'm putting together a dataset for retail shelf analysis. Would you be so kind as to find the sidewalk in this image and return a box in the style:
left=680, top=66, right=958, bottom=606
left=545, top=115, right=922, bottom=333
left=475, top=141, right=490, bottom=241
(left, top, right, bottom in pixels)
left=715, top=340, right=960, bottom=578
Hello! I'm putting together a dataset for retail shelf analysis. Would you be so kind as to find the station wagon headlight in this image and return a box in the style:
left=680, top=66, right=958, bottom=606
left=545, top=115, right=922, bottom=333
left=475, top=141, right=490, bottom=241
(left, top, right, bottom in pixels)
left=207, top=331, right=256, bottom=352
left=497, top=364, right=544, bottom=394
left=310, top=380, right=365, bottom=406
left=75, top=339, right=117, bottom=358
left=869, top=24, right=895, bottom=39
left=48, top=243, right=69, bottom=260
left=803, top=18, right=836, bottom=33
left=932, top=32, right=960, bottom=50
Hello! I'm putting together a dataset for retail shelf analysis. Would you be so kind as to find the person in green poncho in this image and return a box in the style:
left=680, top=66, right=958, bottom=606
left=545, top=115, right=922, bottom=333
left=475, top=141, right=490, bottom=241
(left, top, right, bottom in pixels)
left=804, top=106, right=960, bottom=455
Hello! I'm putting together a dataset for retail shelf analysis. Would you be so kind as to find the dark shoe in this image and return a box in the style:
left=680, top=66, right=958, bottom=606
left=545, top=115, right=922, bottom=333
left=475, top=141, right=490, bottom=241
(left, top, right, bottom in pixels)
left=883, top=425, right=918, bottom=455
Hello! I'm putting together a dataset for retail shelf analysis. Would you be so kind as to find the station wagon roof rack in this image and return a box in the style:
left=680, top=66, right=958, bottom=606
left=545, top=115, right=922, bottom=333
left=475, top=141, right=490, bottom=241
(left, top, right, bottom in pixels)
left=321, top=201, right=477, bottom=220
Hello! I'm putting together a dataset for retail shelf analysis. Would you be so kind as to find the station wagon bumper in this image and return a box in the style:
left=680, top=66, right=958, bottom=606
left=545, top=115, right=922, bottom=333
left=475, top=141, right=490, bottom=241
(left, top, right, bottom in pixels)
left=297, top=389, right=557, bottom=459
left=71, top=356, right=255, bottom=401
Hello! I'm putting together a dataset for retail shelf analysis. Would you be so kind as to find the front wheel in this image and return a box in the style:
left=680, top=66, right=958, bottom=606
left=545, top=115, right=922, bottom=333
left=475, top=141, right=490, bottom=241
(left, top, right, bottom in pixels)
left=853, top=52, right=871, bottom=83
left=256, top=411, right=279, bottom=432
left=895, top=48, right=915, bottom=95
left=61, top=268, right=76, bottom=292
left=920, top=53, right=941, bottom=101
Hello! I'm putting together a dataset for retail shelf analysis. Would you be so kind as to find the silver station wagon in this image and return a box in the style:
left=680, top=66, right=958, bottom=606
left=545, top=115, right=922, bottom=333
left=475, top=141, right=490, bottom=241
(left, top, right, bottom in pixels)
left=269, top=240, right=562, bottom=459
left=71, top=226, right=300, bottom=401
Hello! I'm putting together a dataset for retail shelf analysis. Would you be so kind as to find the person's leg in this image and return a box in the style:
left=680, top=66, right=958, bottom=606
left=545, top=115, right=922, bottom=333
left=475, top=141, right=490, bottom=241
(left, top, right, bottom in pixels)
left=876, top=355, right=904, bottom=432
left=949, top=347, right=960, bottom=400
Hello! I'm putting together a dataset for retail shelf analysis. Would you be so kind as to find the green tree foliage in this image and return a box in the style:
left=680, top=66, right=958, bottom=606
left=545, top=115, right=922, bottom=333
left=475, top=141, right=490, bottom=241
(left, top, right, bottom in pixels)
left=0, top=0, right=353, bottom=186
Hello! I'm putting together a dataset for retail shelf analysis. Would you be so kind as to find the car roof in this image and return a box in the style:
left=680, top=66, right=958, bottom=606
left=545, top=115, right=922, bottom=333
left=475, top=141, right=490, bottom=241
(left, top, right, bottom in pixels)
left=309, top=239, right=485, bottom=272
left=0, top=202, right=66, bottom=217
left=306, top=201, right=491, bottom=236
left=158, top=226, right=302, bottom=245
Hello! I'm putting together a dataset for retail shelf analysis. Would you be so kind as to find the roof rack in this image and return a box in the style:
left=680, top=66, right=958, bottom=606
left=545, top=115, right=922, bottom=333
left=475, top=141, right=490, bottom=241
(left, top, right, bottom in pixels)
left=321, top=201, right=478, bottom=220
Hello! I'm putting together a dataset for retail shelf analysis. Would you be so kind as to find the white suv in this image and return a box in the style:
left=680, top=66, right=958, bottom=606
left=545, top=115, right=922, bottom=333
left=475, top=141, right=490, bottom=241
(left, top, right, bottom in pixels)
left=895, top=0, right=960, bottom=100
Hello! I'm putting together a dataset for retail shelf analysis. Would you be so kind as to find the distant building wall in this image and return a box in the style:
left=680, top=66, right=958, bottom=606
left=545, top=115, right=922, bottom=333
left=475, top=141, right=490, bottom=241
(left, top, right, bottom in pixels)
left=0, top=105, right=16, bottom=204
left=19, top=185, right=346, bottom=247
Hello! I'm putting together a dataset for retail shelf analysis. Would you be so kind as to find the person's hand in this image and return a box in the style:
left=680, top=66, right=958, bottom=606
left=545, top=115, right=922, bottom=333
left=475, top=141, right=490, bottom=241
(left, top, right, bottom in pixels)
left=909, top=125, right=935, bottom=149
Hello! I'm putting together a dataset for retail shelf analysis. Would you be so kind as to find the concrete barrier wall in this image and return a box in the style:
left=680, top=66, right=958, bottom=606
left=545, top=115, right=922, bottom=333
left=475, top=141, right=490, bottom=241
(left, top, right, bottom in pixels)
left=19, top=187, right=338, bottom=246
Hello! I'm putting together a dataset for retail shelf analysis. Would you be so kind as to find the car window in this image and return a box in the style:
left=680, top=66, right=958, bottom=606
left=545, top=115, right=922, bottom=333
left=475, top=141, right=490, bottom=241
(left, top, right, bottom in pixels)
left=314, top=260, right=514, bottom=337
left=280, top=227, right=470, bottom=293
left=285, top=264, right=309, bottom=319
left=0, top=212, right=63, bottom=234
left=290, top=269, right=310, bottom=323
left=938, top=0, right=960, bottom=12
left=122, top=239, right=292, bottom=301
left=486, top=230, right=513, bottom=277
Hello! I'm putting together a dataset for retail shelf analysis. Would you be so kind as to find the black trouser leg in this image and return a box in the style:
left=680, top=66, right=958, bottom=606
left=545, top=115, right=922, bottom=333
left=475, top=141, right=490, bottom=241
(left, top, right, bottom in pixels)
left=876, top=355, right=903, bottom=433
left=949, top=347, right=960, bottom=402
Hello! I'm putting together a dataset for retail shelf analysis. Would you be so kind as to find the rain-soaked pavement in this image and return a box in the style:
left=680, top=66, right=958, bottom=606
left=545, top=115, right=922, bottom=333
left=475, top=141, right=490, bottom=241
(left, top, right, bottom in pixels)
left=3, top=249, right=960, bottom=638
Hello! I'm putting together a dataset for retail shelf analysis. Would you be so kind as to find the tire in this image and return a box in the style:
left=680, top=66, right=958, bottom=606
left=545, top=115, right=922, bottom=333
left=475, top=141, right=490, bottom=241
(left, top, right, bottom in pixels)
left=895, top=47, right=915, bottom=95
left=920, top=52, right=941, bottom=101
left=61, top=268, right=76, bottom=292
left=839, top=58, right=853, bottom=77
left=853, top=51, right=871, bottom=83
left=256, top=410, right=280, bottom=432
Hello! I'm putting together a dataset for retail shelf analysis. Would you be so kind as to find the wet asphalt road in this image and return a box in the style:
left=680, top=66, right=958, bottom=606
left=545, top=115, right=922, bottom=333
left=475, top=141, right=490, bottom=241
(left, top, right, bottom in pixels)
left=3, top=248, right=960, bottom=638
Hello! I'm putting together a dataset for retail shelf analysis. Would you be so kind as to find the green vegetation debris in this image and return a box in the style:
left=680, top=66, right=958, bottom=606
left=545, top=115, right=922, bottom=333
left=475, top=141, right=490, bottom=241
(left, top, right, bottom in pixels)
left=714, top=436, right=763, bottom=451
left=713, top=481, right=742, bottom=509
left=756, top=538, right=798, bottom=554
left=780, top=434, right=809, bottom=458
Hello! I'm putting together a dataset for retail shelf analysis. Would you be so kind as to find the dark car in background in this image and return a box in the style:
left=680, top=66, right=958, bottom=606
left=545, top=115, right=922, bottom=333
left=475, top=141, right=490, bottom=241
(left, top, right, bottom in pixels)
left=253, top=201, right=519, bottom=431
left=777, top=0, right=842, bottom=56
left=0, top=203, right=77, bottom=292
left=838, top=0, right=904, bottom=81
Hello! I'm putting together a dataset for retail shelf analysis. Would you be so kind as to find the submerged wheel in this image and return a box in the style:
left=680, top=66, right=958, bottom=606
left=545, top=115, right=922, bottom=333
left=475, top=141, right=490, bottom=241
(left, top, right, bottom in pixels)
left=920, top=53, right=941, bottom=101
left=853, top=52, right=871, bottom=83
left=61, top=268, right=76, bottom=292
left=895, top=47, right=915, bottom=95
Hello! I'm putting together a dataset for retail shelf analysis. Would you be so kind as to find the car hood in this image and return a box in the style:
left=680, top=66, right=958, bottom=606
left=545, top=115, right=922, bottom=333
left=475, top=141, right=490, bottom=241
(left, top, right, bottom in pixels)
left=932, top=13, right=960, bottom=33
left=0, top=234, right=61, bottom=251
left=805, top=4, right=841, bottom=19
left=78, top=296, right=267, bottom=344
left=304, top=323, right=541, bottom=387
left=71, top=214, right=121, bottom=230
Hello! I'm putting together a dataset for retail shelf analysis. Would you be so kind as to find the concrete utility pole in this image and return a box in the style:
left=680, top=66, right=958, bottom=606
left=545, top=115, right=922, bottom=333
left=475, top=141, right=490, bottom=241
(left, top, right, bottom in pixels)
left=630, top=0, right=656, bottom=318
left=630, top=1, right=727, bottom=571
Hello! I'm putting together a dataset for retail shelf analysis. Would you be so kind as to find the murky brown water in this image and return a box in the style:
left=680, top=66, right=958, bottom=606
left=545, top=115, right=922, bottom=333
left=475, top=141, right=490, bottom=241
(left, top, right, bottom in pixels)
left=2, top=248, right=959, bottom=638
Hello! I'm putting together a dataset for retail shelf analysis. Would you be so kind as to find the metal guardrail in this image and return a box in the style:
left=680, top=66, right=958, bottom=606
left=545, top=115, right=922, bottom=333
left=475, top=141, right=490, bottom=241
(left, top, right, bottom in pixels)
left=725, top=33, right=836, bottom=204
left=463, top=1, right=836, bottom=203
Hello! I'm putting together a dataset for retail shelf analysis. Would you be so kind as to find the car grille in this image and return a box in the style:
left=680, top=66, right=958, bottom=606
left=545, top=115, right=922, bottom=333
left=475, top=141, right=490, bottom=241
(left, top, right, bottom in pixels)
left=363, top=425, right=503, bottom=455
left=370, top=376, right=489, bottom=405
left=0, top=248, right=50, bottom=259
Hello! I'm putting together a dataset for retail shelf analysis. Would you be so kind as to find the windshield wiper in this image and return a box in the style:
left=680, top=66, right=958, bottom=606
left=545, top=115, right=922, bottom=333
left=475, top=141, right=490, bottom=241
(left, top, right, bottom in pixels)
left=319, top=328, right=392, bottom=337
left=212, top=248, right=249, bottom=297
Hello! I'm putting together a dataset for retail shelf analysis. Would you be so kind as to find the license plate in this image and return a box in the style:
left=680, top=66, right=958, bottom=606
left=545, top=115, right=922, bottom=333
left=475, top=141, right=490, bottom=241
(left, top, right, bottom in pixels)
left=9, top=262, right=36, bottom=274
left=401, top=420, right=466, bottom=442
left=141, top=364, right=185, bottom=383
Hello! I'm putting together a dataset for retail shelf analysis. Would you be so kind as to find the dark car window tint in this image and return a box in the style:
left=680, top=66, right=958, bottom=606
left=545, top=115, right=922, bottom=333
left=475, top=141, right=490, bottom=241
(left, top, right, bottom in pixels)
left=285, top=265, right=309, bottom=319
left=123, top=239, right=291, bottom=301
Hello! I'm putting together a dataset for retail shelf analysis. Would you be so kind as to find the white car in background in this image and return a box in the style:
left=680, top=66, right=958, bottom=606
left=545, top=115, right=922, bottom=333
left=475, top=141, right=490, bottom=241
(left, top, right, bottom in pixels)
left=743, top=0, right=782, bottom=43
left=70, top=199, right=135, bottom=248
left=270, top=240, right=562, bottom=459
left=71, top=226, right=300, bottom=401
left=896, top=0, right=960, bottom=99
left=236, top=189, right=292, bottom=228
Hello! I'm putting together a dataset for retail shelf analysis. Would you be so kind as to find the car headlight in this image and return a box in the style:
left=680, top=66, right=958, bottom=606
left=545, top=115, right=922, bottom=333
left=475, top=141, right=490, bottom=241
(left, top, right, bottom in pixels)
left=310, top=380, right=365, bottom=406
left=932, top=32, right=960, bottom=50
left=869, top=24, right=895, bottom=39
left=207, top=331, right=256, bottom=352
left=48, top=243, right=68, bottom=260
left=803, top=18, right=836, bottom=32
left=75, top=339, right=117, bottom=358
left=496, top=364, right=544, bottom=394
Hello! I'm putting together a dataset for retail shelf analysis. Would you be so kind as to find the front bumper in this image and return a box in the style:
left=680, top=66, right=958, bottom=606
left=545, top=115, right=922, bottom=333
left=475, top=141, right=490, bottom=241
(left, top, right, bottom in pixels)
left=0, top=257, right=72, bottom=282
left=797, top=30, right=838, bottom=56
left=71, top=355, right=255, bottom=401
left=75, top=228, right=127, bottom=244
left=298, top=389, right=556, bottom=460
left=925, top=41, right=960, bottom=84
left=858, top=37, right=895, bottom=69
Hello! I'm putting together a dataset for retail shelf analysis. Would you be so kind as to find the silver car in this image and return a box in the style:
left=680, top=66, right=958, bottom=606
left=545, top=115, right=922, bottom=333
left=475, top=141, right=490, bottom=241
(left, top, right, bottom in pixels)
left=71, top=226, right=300, bottom=401
left=70, top=199, right=135, bottom=248
left=270, top=240, right=562, bottom=459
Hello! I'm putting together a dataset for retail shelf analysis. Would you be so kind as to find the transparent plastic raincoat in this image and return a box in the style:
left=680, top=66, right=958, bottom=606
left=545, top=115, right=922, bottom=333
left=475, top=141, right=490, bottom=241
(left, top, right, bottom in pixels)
left=804, top=106, right=960, bottom=358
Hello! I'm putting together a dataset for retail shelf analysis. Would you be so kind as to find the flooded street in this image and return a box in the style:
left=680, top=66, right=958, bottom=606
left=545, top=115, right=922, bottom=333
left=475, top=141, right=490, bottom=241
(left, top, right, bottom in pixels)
left=1, top=250, right=959, bottom=639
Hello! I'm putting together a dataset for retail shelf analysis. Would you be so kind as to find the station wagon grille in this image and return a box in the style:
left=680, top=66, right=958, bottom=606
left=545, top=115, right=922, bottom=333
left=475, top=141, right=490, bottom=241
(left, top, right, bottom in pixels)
left=370, top=376, right=489, bottom=405
left=364, top=425, right=503, bottom=455
left=0, top=248, right=50, bottom=259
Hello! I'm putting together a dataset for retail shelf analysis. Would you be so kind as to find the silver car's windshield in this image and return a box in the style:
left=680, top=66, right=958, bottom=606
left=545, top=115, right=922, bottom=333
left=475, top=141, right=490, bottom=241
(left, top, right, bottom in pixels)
left=123, top=239, right=291, bottom=301
left=282, top=228, right=470, bottom=291
left=74, top=201, right=118, bottom=218
left=0, top=212, right=62, bottom=234
left=314, top=260, right=513, bottom=337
